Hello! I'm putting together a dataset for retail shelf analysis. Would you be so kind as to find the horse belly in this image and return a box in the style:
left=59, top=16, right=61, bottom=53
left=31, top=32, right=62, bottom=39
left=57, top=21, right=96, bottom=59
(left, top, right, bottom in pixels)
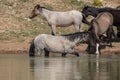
left=56, top=18, right=73, bottom=27
left=45, top=39, right=65, bottom=53
left=98, top=19, right=111, bottom=34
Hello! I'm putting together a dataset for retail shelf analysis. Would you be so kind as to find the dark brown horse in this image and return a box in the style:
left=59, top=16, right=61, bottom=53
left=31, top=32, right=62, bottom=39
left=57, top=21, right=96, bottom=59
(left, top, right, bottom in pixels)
left=87, top=12, right=115, bottom=54
left=82, top=6, right=120, bottom=37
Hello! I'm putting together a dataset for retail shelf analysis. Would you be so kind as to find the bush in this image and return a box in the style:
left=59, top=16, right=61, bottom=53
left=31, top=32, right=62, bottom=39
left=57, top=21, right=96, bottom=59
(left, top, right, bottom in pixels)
left=93, top=0, right=102, bottom=6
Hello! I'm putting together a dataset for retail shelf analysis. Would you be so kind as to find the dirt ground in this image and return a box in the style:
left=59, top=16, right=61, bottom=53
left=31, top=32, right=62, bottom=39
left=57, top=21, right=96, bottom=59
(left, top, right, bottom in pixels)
left=0, top=41, right=120, bottom=56
left=0, top=0, right=120, bottom=56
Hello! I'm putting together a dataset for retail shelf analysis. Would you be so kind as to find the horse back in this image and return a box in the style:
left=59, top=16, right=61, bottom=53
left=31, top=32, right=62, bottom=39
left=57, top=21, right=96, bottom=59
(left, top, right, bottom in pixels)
left=109, top=10, right=120, bottom=26
left=91, top=12, right=113, bottom=35
left=96, top=12, right=113, bottom=25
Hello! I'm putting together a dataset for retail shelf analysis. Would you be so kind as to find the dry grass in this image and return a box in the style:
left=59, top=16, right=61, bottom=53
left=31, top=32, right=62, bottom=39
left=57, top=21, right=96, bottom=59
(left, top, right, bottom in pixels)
left=0, top=0, right=119, bottom=42
left=0, top=0, right=120, bottom=55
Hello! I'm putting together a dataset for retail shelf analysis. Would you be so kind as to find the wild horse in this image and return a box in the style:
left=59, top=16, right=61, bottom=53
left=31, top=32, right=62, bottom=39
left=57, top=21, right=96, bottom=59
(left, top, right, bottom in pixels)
left=87, top=12, right=115, bottom=54
left=82, top=6, right=120, bottom=37
left=29, top=32, right=89, bottom=57
left=28, top=4, right=84, bottom=35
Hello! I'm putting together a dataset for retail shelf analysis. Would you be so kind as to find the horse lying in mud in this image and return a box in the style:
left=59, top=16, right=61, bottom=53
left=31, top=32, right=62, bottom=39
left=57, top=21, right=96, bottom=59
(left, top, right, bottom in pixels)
left=87, top=12, right=115, bottom=54
left=29, top=32, right=89, bottom=57
left=82, top=6, right=120, bottom=37
left=28, top=4, right=84, bottom=35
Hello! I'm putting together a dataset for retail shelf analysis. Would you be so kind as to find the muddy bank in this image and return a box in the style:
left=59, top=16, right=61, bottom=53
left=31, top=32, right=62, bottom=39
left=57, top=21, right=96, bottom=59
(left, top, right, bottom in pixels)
left=0, top=42, right=120, bottom=56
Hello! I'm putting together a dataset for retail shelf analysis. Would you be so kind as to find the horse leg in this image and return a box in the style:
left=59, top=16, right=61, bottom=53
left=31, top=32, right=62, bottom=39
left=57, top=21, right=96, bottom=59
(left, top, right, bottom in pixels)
left=96, top=43, right=100, bottom=55
left=44, top=48, right=50, bottom=57
left=62, top=53, right=67, bottom=57
left=106, top=26, right=115, bottom=47
left=37, top=48, right=43, bottom=56
left=117, top=26, right=120, bottom=37
left=51, top=25, right=56, bottom=35
left=67, top=49, right=79, bottom=57
left=74, top=24, right=80, bottom=32
left=94, top=32, right=100, bottom=54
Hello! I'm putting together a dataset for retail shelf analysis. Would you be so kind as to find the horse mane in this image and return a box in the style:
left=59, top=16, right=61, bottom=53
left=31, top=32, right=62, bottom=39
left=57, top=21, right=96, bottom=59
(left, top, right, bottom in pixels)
left=84, top=5, right=119, bottom=11
left=35, top=4, right=53, bottom=11
left=92, top=6, right=120, bottom=12
left=62, top=32, right=87, bottom=41
left=40, top=5, right=54, bottom=11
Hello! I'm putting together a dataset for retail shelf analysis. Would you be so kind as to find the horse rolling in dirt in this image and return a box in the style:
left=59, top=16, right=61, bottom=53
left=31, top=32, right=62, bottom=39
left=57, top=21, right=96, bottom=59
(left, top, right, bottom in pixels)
left=28, top=4, right=84, bottom=35
left=82, top=6, right=120, bottom=37
left=29, top=32, right=89, bottom=57
left=87, top=12, right=115, bottom=54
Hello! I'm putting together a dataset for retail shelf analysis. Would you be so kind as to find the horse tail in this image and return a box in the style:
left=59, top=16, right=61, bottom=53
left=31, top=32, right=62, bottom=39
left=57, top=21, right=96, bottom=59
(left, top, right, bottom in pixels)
left=111, top=27, right=116, bottom=38
left=108, top=25, right=116, bottom=39
left=29, top=39, right=35, bottom=57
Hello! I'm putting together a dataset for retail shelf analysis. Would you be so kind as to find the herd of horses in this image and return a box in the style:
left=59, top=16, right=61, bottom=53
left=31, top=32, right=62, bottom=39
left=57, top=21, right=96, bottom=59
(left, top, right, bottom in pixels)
left=28, top=4, right=120, bottom=57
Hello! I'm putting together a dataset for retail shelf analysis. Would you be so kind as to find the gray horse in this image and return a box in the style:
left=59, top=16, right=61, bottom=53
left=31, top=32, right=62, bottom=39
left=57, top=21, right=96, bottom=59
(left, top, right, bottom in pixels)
left=28, top=4, right=83, bottom=35
left=29, top=32, right=89, bottom=57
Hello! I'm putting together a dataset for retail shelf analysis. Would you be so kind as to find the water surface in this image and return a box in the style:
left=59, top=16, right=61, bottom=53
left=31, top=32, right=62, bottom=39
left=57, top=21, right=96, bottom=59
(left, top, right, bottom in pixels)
left=0, top=54, right=119, bottom=80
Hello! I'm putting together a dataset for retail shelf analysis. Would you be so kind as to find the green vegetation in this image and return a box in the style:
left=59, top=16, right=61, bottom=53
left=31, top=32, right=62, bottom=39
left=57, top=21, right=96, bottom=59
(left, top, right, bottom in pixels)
left=93, top=0, right=102, bottom=6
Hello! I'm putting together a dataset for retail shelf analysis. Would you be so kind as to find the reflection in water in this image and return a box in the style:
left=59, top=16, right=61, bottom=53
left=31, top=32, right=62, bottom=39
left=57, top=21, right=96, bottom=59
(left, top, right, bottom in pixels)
left=30, top=57, right=82, bottom=80
left=0, top=55, right=119, bottom=80
left=0, top=56, right=31, bottom=80
left=88, top=55, right=120, bottom=80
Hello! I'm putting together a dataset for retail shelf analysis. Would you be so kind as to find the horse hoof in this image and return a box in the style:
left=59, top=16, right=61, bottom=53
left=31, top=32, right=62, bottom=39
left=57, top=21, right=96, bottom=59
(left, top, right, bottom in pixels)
left=117, top=32, right=120, bottom=37
left=96, top=52, right=99, bottom=55
left=29, top=54, right=35, bottom=57
left=75, top=53, right=79, bottom=57
left=62, top=53, right=66, bottom=57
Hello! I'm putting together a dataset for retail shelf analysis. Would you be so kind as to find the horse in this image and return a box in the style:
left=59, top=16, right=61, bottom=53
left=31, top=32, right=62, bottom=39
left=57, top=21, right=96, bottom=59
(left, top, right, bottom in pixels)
left=82, top=6, right=120, bottom=37
left=28, top=4, right=83, bottom=35
left=87, top=12, right=115, bottom=54
left=116, top=5, right=120, bottom=36
left=29, top=32, right=89, bottom=57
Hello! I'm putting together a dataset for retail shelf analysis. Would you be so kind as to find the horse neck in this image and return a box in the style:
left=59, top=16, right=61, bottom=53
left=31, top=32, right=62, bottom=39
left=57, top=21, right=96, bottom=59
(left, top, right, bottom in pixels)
left=98, top=8, right=111, bottom=13
left=41, top=8, right=52, bottom=20
left=71, top=35, right=87, bottom=45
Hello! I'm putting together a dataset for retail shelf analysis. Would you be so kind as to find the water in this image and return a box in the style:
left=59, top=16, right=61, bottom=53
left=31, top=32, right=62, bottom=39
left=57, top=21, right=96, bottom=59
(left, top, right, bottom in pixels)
left=0, top=54, right=119, bottom=80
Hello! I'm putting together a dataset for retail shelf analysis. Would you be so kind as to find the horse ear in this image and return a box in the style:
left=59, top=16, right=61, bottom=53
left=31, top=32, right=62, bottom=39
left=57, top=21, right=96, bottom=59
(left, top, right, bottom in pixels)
left=36, top=4, right=41, bottom=9
left=84, top=5, right=89, bottom=9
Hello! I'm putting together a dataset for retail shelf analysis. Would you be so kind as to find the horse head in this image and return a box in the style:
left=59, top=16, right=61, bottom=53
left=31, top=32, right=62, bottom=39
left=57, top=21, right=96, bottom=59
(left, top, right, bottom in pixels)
left=87, top=31, right=99, bottom=54
left=82, top=6, right=99, bottom=17
left=29, top=4, right=43, bottom=19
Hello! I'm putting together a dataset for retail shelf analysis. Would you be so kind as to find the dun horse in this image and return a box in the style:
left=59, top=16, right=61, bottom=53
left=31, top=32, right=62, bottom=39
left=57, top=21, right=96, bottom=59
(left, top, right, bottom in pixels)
left=29, top=32, right=89, bottom=57
left=28, top=4, right=83, bottom=35
left=82, top=6, right=120, bottom=37
left=87, top=12, right=115, bottom=54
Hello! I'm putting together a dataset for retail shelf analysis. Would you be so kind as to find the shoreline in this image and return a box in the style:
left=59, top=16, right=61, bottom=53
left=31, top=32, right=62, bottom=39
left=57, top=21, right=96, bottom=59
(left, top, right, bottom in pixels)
left=0, top=42, right=119, bottom=56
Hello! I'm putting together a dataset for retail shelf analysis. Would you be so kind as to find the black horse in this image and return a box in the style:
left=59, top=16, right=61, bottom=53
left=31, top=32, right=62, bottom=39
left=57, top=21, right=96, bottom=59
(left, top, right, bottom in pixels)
left=116, top=5, right=120, bottom=36
left=82, top=6, right=120, bottom=37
